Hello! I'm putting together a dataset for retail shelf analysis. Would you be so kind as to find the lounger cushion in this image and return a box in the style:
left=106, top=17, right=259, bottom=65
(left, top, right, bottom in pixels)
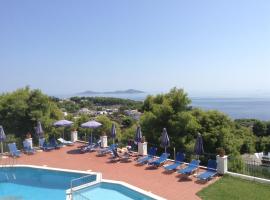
left=197, top=170, right=217, bottom=180
left=164, top=162, right=182, bottom=171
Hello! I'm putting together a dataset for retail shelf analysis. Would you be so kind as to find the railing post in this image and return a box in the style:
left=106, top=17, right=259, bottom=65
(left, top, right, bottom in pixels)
left=217, top=155, right=228, bottom=175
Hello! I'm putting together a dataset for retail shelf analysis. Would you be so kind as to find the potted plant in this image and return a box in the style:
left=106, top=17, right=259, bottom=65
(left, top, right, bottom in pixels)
left=216, top=147, right=225, bottom=157
left=26, top=132, right=32, bottom=139
left=141, top=136, right=146, bottom=143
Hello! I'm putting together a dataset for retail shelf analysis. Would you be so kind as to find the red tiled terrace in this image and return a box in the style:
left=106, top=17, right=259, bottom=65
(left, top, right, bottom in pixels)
left=14, top=143, right=217, bottom=200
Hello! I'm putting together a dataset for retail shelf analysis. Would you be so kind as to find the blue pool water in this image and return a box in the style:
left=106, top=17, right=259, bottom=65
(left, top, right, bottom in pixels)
left=0, top=167, right=91, bottom=200
left=74, top=182, right=155, bottom=200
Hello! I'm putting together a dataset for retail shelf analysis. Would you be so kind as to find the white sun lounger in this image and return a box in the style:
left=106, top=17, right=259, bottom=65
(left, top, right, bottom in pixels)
left=57, top=138, right=74, bottom=146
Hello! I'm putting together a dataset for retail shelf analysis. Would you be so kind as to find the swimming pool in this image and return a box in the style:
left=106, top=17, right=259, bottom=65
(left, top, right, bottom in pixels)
left=0, top=166, right=93, bottom=200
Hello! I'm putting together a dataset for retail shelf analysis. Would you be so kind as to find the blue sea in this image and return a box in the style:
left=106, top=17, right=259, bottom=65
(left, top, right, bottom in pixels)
left=191, top=97, right=270, bottom=121
left=60, top=93, right=270, bottom=121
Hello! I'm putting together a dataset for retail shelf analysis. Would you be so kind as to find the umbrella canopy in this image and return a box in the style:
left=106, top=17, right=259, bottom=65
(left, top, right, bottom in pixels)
left=81, top=120, right=102, bottom=143
left=0, top=126, right=6, bottom=142
left=161, top=128, right=170, bottom=153
left=0, top=125, right=6, bottom=154
left=194, top=132, right=204, bottom=156
left=135, top=126, right=142, bottom=144
left=35, top=121, right=44, bottom=138
left=111, top=123, right=116, bottom=144
left=54, top=120, right=73, bottom=139
left=53, top=120, right=73, bottom=127
left=81, top=120, right=102, bottom=128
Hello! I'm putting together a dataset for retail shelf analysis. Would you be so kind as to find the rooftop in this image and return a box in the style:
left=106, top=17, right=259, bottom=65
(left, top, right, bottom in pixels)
left=15, top=143, right=217, bottom=200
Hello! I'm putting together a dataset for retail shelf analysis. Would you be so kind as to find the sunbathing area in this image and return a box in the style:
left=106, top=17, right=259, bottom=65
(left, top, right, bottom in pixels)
left=2, top=142, right=217, bottom=200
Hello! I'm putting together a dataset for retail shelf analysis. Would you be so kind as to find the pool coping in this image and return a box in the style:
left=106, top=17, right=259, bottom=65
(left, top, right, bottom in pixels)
left=1, top=164, right=166, bottom=200
left=0, top=164, right=100, bottom=176
left=101, top=179, right=167, bottom=200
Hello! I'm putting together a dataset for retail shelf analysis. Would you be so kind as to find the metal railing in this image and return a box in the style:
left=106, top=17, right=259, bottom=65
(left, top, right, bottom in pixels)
left=0, top=156, right=18, bottom=182
left=228, top=156, right=270, bottom=180
left=70, top=174, right=97, bottom=200
left=71, top=192, right=91, bottom=200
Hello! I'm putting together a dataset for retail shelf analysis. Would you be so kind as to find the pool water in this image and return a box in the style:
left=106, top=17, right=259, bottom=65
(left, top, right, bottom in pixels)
left=0, top=167, right=91, bottom=200
left=74, top=182, right=155, bottom=200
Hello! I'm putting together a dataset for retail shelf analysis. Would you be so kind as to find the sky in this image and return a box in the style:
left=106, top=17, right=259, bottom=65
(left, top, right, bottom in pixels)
left=0, top=0, right=270, bottom=97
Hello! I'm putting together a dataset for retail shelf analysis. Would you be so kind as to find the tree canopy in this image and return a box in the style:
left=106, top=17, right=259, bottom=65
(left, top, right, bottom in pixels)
left=140, top=87, right=257, bottom=155
left=0, top=87, right=63, bottom=138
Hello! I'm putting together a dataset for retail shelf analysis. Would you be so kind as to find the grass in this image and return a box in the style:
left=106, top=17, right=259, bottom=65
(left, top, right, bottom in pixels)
left=197, top=175, right=270, bottom=200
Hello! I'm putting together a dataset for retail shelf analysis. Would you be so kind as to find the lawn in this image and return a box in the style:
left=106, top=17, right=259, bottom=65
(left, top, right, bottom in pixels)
left=197, top=175, right=270, bottom=200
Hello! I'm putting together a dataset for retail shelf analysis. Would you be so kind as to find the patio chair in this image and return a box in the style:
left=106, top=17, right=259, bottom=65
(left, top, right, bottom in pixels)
left=163, top=152, right=185, bottom=171
left=177, top=159, right=200, bottom=176
left=57, top=138, right=74, bottom=146
left=8, top=143, right=21, bottom=157
left=136, top=147, right=157, bottom=165
left=97, top=144, right=118, bottom=156
left=23, top=140, right=35, bottom=154
left=197, top=159, right=217, bottom=181
left=148, top=153, right=170, bottom=167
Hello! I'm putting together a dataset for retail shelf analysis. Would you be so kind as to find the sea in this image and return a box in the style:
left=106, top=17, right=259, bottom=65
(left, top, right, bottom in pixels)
left=59, top=93, right=270, bottom=121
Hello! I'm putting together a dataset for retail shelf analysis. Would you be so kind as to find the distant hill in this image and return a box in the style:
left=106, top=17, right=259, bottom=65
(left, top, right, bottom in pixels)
left=79, top=89, right=145, bottom=95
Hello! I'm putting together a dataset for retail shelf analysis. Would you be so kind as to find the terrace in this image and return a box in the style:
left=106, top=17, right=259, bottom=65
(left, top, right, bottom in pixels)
left=7, top=143, right=217, bottom=200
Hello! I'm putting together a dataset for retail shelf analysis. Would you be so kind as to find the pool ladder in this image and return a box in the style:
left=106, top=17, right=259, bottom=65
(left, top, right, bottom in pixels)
left=0, top=156, right=17, bottom=181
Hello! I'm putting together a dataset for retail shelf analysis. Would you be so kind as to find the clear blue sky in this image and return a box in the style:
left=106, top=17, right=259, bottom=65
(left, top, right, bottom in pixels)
left=0, top=0, right=270, bottom=96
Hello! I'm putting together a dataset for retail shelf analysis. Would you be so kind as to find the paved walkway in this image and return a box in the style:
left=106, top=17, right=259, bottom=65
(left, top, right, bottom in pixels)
left=15, top=144, right=217, bottom=200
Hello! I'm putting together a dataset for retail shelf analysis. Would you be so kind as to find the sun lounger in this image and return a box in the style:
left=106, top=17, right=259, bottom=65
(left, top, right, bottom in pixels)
left=197, top=159, right=217, bottom=181
left=136, top=147, right=157, bottom=165
left=8, top=143, right=21, bottom=157
left=178, top=160, right=200, bottom=176
left=81, top=140, right=101, bottom=153
left=49, top=138, right=64, bottom=149
left=97, top=144, right=117, bottom=156
left=164, top=152, right=185, bottom=171
left=23, top=141, right=35, bottom=154
left=57, top=138, right=74, bottom=146
left=148, top=153, right=170, bottom=167
left=111, top=149, right=131, bottom=162
left=42, top=141, right=55, bottom=151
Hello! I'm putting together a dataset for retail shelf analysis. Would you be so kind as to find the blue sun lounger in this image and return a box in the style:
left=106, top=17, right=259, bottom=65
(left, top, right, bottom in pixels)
left=164, top=152, right=185, bottom=171
left=178, top=159, right=200, bottom=176
left=81, top=140, right=101, bottom=153
left=49, top=138, right=64, bottom=149
left=97, top=144, right=117, bottom=156
left=148, top=153, right=170, bottom=167
left=136, top=147, right=157, bottom=165
left=8, top=143, right=21, bottom=157
left=42, top=141, right=55, bottom=151
left=197, top=159, right=217, bottom=181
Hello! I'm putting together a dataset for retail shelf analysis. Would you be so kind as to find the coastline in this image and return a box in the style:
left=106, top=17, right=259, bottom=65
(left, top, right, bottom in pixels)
left=54, top=93, right=270, bottom=121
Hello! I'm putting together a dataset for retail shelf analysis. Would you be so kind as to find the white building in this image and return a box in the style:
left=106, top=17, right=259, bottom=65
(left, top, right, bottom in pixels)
left=124, top=110, right=142, bottom=120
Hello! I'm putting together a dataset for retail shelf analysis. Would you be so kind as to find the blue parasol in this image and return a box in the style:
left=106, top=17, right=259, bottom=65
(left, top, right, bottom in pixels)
left=161, top=128, right=170, bottom=153
left=0, top=125, right=6, bottom=154
left=81, top=120, right=102, bottom=144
